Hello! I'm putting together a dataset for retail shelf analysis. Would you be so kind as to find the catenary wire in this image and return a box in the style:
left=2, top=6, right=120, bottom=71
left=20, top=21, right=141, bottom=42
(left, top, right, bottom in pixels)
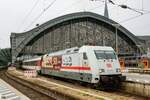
left=119, top=11, right=150, bottom=23
left=88, top=4, right=105, bottom=11
left=24, top=0, right=57, bottom=31
left=17, top=0, right=40, bottom=32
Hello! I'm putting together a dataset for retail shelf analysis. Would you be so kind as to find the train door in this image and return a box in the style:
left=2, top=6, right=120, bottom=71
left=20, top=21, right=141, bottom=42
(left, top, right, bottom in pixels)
left=78, top=52, right=90, bottom=81
left=81, top=52, right=89, bottom=71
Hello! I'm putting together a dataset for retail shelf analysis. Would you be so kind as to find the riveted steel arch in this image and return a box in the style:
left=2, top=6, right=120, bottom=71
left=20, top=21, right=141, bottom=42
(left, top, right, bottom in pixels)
left=13, top=12, right=143, bottom=61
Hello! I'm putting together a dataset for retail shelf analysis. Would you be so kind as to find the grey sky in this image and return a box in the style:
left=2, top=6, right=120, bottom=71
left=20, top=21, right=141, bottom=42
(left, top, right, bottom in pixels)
left=0, top=0, right=150, bottom=48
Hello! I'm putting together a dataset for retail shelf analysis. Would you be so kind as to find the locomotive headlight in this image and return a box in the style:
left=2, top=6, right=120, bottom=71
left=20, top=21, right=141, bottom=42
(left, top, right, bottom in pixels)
left=116, top=68, right=121, bottom=72
left=99, top=69, right=105, bottom=73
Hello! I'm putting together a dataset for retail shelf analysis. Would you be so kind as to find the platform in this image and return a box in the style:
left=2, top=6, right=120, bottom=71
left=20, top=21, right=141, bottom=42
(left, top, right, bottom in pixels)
left=123, top=73, right=150, bottom=84
left=0, top=79, right=30, bottom=100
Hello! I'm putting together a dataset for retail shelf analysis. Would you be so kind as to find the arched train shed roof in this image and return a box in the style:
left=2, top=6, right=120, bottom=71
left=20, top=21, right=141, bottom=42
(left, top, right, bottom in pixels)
left=13, top=12, right=144, bottom=58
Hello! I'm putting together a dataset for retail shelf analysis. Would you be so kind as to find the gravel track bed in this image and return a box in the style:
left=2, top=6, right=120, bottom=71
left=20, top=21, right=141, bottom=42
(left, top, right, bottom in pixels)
left=0, top=69, right=54, bottom=100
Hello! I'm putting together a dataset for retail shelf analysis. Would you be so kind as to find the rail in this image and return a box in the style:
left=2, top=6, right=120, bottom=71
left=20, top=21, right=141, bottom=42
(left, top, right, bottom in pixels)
left=6, top=70, right=110, bottom=100
left=0, top=70, right=52, bottom=100
left=6, top=69, right=147, bottom=100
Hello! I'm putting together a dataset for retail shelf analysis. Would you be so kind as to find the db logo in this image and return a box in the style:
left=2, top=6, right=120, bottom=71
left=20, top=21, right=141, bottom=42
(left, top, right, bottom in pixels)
left=107, top=63, right=112, bottom=68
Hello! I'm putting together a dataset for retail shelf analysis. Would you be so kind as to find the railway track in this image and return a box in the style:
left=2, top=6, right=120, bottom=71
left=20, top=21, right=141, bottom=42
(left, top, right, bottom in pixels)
left=15, top=69, right=148, bottom=100
left=0, top=69, right=149, bottom=100
left=0, top=69, right=54, bottom=100
left=39, top=74, right=148, bottom=100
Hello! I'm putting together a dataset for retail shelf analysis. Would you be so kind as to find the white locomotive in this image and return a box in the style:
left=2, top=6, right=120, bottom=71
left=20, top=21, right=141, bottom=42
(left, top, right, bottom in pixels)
left=22, top=46, right=125, bottom=86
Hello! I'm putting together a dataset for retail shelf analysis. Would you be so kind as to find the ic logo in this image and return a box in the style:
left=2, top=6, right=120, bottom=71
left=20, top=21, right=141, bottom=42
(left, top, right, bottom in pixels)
left=63, top=56, right=72, bottom=66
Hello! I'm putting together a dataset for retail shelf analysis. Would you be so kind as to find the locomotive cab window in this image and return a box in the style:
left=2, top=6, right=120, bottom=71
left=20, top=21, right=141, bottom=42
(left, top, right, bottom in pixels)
left=94, top=50, right=106, bottom=59
left=105, top=51, right=117, bottom=59
left=94, top=50, right=116, bottom=60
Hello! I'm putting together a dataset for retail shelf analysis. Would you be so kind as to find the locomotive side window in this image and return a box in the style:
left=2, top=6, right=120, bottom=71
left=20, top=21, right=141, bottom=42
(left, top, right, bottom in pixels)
left=83, top=52, right=88, bottom=60
left=74, top=49, right=79, bottom=52
left=94, top=50, right=116, bottom=59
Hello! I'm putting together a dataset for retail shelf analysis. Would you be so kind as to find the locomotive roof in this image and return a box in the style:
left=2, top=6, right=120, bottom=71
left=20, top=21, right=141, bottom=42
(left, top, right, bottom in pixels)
left=23, top=57, right=41, bottom=62
left=79, top=45, right=114, bottom=51
left=48, top=47, right=79, bottom=56
left=47, top=45, right=114, bottom=56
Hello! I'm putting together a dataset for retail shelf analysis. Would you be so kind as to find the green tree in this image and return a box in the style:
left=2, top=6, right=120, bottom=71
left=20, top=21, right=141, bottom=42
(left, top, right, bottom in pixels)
left=0, top=48, right=11, bottom=67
